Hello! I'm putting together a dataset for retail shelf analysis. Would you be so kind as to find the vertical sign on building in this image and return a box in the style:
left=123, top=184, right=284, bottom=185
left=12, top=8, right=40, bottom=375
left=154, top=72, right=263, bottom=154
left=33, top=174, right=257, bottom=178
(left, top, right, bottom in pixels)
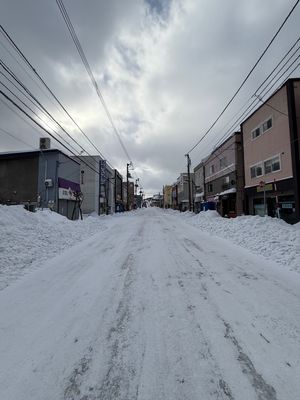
left=99, top=160, right=107, bottom=214
left=100, top=160, right=107, bottom=182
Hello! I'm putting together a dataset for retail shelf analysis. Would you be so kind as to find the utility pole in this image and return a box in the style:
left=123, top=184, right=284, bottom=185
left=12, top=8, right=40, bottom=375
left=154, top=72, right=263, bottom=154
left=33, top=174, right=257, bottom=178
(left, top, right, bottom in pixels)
left=114, top=169, right=117, bottom=213
left=135, top=178, right=139, bottom=195
left=185, top=153, right=192, bottom=211
left=126, top=163, right=129, bottom=211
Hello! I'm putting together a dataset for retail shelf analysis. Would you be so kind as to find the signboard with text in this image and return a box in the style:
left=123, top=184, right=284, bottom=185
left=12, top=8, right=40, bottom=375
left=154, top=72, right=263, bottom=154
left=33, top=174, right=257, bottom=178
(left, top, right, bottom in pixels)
left=58, top=187, right=76, bottom=201
left=257, top=183, right=273, bottom=193
left=100, top=160, right=107, bottom=182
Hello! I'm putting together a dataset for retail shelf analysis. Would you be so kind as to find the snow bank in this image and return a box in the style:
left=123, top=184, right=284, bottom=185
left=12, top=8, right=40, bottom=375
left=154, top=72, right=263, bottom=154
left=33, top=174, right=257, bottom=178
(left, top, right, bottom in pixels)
left=0, top=205, right=107, bottom=290
left=179, top=210, right=300, bottom=272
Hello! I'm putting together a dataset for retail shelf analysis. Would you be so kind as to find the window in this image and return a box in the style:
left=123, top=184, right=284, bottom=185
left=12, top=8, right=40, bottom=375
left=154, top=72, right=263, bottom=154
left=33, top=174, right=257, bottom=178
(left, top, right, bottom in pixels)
left=224, top=176, right=230, bottom=184
left=208, top=183, right=213, bottom=192
left=251, top=127, right=261, bottom=139
left=264, top=156, right=280, bottom=174
left=251, top=116, right=273, bottom=140
left=220, top=157, right=227, bottom=169
left=250, top=163, right=263, bottom=178
left=264, top=159, right=272, bottom=174
left=262, top=118, right=272, bottom=133
left=209, top=165, right=215, bottom=175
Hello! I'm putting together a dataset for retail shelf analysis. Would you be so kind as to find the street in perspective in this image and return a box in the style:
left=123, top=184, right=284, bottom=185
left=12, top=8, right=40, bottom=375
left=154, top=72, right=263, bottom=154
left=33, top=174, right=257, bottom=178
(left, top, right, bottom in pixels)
left=1, top=0, right=300, bottom=399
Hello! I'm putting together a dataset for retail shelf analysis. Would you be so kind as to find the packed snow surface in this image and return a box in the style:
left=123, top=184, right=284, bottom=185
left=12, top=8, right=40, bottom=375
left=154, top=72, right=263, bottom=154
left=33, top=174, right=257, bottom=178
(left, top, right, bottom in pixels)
left=0, top=206, right=300, bottom=399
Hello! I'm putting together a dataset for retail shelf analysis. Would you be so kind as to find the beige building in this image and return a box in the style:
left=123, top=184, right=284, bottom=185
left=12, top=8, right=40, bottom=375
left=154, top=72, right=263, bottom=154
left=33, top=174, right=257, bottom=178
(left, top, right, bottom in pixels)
left=204, top=132, right=244, bottom=217
left=163, top=185, right=172, bottom=208
left=241, top=78, right=300, bottom=224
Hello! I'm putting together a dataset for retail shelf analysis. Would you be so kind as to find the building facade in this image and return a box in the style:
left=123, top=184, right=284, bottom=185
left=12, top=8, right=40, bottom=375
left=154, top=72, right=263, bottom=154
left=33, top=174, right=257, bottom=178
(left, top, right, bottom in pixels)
left=76, top=156, right=117, bottom=215
left=177, top=172, right=194, bottom=211
left=193, top=161, right=205, bottom=213
left=78, top=155, right=100, bottom=214
left=163, top=185, right=172, bottom=208
left=171, top=182, right=178, bottom=209
left=241, top=78, right=300, bottom=223
left=0, top=149, right=81, bottom=219
left=204, top=132, right=244, bottom=217
left=114, top=169, right=124, bottom=212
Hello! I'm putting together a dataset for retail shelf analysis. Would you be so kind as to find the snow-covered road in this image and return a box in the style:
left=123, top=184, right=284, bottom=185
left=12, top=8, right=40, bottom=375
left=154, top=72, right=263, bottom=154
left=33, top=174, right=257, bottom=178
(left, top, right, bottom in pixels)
left=1, top=208, right=299, bottom=399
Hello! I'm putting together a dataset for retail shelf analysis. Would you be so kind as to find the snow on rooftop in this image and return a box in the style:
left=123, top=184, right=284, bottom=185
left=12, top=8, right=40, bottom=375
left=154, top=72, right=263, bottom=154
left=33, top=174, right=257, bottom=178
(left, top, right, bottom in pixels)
left=218, top=187, right=236, bottom=196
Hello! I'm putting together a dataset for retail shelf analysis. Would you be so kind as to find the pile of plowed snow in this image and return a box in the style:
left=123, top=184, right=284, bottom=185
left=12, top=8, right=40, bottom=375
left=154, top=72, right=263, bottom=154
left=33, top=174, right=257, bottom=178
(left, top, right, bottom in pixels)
left=180, top=210, right=300, bottom=273
left=0, top=205, right=106, bottom=289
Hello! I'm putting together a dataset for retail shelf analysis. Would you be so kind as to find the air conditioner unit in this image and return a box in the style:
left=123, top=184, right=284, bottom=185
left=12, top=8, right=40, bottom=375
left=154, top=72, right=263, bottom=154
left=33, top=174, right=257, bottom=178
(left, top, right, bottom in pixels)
left=45, top=179, right=53, bottom=188
left=39, top=137, right=51, bottom=150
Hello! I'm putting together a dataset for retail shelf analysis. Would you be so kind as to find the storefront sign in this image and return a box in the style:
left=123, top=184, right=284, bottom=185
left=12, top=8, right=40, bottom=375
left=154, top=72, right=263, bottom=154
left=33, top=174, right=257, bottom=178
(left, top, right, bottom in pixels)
left=58, top=177, right=81, bottom=200
left=58, top=187, right=76, bottom=200
left=257, top=183, right=273, bottom=193
left=281, top=203, right=293, bottom=209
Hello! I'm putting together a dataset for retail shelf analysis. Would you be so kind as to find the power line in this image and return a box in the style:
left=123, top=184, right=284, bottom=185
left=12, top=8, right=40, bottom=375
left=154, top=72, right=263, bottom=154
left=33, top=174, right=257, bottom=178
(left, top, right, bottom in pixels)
left=0, top=24, right=114, bottom=170
left=187, top=0, right=300, bottom=154
left=192, top=35, right=300, bottom=166
left=0, top=59, right=106, bottom=172
left=209, top=45, right=300, bottom=153
left=0, top=79, right=95, bottom=160
left=55, top=0, right=134, bottom=166
left=206, top=36, right=300, bottom=154
left=0, top=126, right=36, bottom=149
left=192, top=63, right=300, bottom=182
left=0, top=89, right=103, bottom=176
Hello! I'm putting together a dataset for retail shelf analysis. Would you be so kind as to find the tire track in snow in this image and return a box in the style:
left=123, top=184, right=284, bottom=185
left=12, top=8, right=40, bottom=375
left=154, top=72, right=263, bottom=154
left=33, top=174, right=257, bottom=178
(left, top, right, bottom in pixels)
left=159, top=220, right=236, bottom=399
left=174, top=230, right=278, bottom=400
left=62, top=221, right=146, bottom=400
left=96, top=253, right=139, bottom=400
left=223, top=321, right=277, bottom=400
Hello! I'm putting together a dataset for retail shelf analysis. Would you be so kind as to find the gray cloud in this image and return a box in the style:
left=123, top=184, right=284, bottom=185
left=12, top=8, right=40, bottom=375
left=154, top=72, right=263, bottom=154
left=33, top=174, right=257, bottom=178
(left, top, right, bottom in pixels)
left=1, top=0, right=299, bottom=195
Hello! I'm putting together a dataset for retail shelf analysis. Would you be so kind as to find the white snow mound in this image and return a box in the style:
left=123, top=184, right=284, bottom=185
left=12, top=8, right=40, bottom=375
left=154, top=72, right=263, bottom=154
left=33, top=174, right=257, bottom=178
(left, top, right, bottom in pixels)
left=0, top=205, right=105, bottom=290
left=179, top=210, right=300, bottom=272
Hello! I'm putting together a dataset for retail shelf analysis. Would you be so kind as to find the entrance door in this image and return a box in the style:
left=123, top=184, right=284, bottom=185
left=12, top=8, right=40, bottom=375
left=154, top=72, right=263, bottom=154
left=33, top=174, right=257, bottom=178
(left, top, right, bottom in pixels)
left=267, top=197, right=276, bottom=218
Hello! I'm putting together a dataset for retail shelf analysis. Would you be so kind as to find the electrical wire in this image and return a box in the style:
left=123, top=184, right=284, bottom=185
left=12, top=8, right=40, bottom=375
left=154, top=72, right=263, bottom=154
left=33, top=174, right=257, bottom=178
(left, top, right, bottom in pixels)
left=186, top=0, right=300, bottom=154
left=193, top=40, right=300, bottom=166
left=0, top=126, right=36, bottom=149
left=0, top=59, right=115, bottom=176
left=55, top=0, right=134, bottom=167
left=0, top=89, right=102, bottom=175
left=0, top=24, right=115, bottom=170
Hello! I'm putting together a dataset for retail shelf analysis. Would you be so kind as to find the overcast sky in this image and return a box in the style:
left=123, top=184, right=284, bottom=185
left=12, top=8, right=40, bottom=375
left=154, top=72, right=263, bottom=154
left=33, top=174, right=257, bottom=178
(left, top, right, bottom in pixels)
left=0, top=0, right=299, bottom=196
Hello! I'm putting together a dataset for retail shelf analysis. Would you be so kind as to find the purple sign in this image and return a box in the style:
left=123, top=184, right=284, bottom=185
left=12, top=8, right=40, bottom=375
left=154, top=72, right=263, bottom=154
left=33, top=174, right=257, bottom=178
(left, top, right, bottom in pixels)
left=58, top=177, right=81, bottom=192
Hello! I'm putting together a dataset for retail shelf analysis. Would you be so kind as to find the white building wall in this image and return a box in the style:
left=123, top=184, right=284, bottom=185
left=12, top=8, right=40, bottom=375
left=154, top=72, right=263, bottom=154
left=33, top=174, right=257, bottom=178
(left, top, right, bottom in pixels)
left=78, top=156, right=100, bottom=214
